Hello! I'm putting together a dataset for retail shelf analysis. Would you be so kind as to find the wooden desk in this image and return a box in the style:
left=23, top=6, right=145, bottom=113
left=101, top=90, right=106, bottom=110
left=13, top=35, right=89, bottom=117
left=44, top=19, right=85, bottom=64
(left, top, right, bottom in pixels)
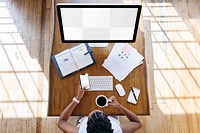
left=48, top=2, right=149, bottom=116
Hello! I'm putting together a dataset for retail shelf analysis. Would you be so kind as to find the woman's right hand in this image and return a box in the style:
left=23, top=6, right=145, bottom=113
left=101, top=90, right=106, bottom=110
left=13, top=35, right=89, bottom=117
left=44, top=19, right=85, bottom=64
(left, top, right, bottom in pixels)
left=75, top=84, right=86, bottom=101
left=108, top=96, right=120, bottom=108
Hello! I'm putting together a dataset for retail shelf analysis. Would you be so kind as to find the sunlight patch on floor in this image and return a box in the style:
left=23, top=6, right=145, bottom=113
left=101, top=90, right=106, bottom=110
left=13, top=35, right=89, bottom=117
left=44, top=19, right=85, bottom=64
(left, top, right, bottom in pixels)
left=0, top=2, right=48, bottom=118
left=143, top=2, right=200, bottom=115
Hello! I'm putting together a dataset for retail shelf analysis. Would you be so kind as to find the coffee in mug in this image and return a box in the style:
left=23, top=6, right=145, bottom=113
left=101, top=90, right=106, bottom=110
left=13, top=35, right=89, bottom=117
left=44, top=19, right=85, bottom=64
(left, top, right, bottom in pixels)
left=95, top=95, right=111, bottom=108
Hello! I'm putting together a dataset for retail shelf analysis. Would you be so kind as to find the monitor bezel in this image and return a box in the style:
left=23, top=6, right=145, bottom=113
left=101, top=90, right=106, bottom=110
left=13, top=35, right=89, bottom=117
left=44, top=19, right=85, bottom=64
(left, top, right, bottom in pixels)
left=57, top=4, right=142, bottom=43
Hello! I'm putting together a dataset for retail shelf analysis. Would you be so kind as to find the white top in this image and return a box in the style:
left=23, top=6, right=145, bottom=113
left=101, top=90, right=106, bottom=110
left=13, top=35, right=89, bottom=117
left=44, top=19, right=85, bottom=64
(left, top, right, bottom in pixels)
left=78, top=116, right=122, bottom=133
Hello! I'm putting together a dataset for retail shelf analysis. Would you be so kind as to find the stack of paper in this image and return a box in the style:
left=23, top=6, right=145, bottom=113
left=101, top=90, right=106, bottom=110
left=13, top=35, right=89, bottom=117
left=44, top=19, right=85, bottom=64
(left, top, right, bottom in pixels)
left=102, top=43, right=144, bottom=82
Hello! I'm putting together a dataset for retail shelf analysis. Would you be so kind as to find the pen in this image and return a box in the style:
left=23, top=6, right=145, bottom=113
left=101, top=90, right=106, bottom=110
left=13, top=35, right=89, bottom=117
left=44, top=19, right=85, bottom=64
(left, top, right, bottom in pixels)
left=84, top=51, right=92, bottom=55
left=131, top=87, right=137, bottom=101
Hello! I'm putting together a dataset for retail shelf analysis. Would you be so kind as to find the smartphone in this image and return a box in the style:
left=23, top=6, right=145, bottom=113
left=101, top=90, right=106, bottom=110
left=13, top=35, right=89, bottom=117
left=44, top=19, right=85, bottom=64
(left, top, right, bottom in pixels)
left=80, top=73, right=90, bottom=89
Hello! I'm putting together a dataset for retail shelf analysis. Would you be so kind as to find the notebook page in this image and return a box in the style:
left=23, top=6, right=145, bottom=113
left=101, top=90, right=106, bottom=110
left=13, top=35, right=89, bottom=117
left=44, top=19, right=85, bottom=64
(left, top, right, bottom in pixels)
left=70, top=43, right=94, bottom=69
left=55, top=49, right=78, bottom=76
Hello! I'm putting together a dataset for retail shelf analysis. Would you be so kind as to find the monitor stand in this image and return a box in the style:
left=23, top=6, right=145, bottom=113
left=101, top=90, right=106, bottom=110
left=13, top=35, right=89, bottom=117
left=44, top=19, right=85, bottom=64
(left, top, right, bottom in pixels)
left=88, top=43, right=108, bottom=48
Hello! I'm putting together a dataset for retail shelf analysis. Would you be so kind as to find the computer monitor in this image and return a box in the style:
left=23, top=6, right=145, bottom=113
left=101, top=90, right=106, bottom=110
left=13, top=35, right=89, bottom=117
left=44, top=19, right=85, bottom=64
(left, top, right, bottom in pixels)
left=57, top=3, right=142, bottom=47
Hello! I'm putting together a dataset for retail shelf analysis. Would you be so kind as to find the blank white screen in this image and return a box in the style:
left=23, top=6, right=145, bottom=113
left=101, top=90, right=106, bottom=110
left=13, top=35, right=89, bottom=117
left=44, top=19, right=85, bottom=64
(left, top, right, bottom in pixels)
left=61, top=8, right=138, bottom=40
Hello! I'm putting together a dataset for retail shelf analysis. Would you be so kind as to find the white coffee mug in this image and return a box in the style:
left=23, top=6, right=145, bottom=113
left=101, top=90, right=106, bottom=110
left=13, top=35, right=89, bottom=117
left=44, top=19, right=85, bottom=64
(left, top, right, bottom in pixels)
left=95, top=95, right=112, bottom=108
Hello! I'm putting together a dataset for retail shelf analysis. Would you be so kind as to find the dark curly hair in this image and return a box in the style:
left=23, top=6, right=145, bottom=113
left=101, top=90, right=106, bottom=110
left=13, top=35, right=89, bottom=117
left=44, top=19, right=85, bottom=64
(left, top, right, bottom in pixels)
left=86, top=111, right=114, bottom=133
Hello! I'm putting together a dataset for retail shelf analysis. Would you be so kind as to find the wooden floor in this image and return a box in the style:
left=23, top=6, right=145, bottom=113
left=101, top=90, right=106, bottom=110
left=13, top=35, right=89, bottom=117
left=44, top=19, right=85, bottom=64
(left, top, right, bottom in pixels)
left=0, top=0, right=200, bottom=132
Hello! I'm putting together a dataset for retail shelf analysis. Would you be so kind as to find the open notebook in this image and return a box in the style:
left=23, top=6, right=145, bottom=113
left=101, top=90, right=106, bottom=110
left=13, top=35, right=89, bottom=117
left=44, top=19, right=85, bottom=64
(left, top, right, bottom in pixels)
left=52, top=43, right=96, bottom=78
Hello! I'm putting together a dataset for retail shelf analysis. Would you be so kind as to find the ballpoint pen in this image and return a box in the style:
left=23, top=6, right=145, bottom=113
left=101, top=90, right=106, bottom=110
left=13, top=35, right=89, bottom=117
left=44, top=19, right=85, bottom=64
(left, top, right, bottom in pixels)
left=131, top=87, right=137, bottom=101
left=84, top=51, right=92, bottom=55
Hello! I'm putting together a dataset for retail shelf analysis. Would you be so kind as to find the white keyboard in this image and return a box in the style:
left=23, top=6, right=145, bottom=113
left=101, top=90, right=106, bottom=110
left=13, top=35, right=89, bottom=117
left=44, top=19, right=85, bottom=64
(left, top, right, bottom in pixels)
left=88, top=76, right=113, bottom=91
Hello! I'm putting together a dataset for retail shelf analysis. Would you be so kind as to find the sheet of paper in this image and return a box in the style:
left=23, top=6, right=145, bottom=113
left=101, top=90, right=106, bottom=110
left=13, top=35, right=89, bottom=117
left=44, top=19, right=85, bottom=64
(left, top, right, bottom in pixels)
left=102, top=43, right=144, bottom=81
left=127, top=87, right=140, bottom=104
left=55, top=49, right=78, bottom=76
left=117, top=61, right=143, bottom=81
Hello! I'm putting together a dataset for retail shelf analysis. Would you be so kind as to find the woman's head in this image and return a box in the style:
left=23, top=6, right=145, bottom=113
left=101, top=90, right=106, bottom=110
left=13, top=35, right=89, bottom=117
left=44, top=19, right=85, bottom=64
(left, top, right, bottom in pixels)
left=86, top=110, right=114, bottom=133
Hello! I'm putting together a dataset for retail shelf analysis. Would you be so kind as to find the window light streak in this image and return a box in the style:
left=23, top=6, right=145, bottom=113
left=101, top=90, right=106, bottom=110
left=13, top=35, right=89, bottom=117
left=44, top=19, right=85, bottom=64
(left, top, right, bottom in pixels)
left=172, top=43, right=200, bottom=68
left=152, top=31, right=169, bottom=42
left=0, top=2, right=48, bottom=118
left=12, top=33, right=24, bottom=43
left=0, top=73, right=26, bottom=101
left=153, top=44, right=173, bottom=68
left=143, top=2, right=200, bottom=115
left=123, top=0, right=141, bottom=4
left=4, top=45, right=29, bottom=71
left=0, top=79, right=9, bottom=101
left=178, top=31, right=196, bottom=41
left=153, top=43, right=185, bottom=69
left=165, top=32, right=183, bottom=41
left=0, top=45, right=13, bottom=71
left=149, top=7, right=179, bottom=17
left=154, top=71, right=175, bottom=98
left=0, top=18, right=14, bottom=23
left=155, top=17, right=183, bottom=22
left=159, top=22, right=188, bottom=31
left=0, top=33, right=15, bottom=43
left=185, top=42, right=200, bottom=63
left=16, top=73, right=43, bottom=101
left=0, top=102, right=17, bottom=118
left=0, top=25, right=18, bottom=33
left=0, top=2, right=6, bottom=6
left=150, top=22, right=162, bottom=31
left=189, top=19, right=200, bottom=33
left=176, top=70, right=200, bottom=95
left=142, top=7, right=152, bottom=17
left=157, top=100, right=185, bottom=115
left=0, top=7, right=11, bottom=17
left=146, top=3, right=172, bottom=7
left=17, top=45, right=42, bottom=71
left=161, top=70, right=193, bottom=97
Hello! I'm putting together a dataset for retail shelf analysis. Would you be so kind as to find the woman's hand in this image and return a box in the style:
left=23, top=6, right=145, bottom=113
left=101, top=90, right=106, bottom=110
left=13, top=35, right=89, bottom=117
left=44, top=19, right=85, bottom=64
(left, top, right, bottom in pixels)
left=75, top=84, right=86, bottom=101
left=108, top=96, right=120, bottom=108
